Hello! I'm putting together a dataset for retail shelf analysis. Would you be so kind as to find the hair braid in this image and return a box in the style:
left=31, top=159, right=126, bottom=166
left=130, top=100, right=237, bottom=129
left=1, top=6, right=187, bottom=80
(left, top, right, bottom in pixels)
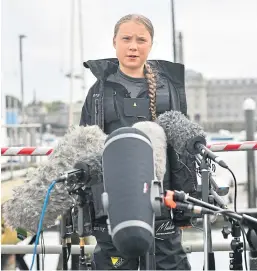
left=145, top=62, right=157, bottom=120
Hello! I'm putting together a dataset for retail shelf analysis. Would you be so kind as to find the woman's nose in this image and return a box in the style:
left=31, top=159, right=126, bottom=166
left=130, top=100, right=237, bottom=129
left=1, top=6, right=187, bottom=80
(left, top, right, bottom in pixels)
left=128, top=40, right=138, bottom=51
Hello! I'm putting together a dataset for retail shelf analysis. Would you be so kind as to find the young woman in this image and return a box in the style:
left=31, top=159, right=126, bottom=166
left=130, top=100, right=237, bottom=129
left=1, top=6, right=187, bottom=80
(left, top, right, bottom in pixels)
left=80, top=14, right=196, bottom=270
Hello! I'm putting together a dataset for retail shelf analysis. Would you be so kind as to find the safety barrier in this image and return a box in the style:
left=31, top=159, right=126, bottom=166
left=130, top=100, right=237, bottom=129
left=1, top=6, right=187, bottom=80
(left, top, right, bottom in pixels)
left=1, top=141, right=257, bottom=156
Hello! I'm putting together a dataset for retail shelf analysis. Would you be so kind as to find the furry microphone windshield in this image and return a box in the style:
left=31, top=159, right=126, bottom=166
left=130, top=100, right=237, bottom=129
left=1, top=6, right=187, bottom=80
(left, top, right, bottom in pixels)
left=132, top=121, right=167, bottom=182
left=156, top=110, right=207, bottom=155
left=2, top=125, right=106, bottom=234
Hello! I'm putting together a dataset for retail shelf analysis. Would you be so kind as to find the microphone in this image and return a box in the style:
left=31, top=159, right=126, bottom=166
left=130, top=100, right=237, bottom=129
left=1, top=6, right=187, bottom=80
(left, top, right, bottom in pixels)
left=195, top=143, right=229, bottom=169
left=164, top=190, right=214, bottom=215
left=172, top=202, right=214, bottom=215
left=195, top=154, right=229, bottom=198
left=156, top=110, right=229, bottom=169
left=2, top=125, right=106, bottom=234
left=101, top=123, right=165, bottom=258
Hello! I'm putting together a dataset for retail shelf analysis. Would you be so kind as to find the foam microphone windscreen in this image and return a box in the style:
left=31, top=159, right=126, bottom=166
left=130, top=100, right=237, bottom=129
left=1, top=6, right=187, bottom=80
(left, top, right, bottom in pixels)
left=2, top=125, right=106, bottom=234
left=132, top=121, right=167, bottom=183
left=156, top=110, right=206, bottom=155
left=102, top=127, right=155, bottom=258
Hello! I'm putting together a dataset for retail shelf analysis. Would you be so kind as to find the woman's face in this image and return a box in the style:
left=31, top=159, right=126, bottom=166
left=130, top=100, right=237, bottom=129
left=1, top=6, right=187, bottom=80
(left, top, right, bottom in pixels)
left=113, top=21, right=152, bottom=73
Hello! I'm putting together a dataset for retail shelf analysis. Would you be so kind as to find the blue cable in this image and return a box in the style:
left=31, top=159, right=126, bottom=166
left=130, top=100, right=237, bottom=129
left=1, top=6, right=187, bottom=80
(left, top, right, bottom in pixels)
left=30, top=180, right=57, bottom=271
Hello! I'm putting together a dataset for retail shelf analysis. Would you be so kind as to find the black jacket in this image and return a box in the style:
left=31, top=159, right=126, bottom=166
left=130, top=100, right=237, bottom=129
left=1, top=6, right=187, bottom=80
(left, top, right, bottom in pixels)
left=80, top=58, right=197, bottom=221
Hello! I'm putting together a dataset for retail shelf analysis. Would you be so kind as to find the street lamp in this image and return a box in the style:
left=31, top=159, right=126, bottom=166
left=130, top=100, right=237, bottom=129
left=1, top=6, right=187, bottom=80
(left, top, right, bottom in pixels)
left=19, top=34, right=27, bottom=123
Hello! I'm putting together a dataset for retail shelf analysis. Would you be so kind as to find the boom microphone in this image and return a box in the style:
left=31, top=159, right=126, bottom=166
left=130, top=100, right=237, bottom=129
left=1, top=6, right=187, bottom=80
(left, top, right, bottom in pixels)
left=156, top=110, right=229, bottom=169
left=102, top=122, right=166, bottom=258
left=2, top=125, right=106, bottom=234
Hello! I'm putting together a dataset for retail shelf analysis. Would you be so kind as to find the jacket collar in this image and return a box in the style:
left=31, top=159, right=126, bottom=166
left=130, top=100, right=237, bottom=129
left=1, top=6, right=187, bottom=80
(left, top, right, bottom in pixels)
left=83, top=58, right=184, bottom=86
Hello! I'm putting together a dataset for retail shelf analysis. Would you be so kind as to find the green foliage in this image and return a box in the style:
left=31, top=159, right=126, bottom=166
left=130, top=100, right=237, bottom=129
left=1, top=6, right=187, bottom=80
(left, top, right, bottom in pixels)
left=44, top=100, right=65, bottom=112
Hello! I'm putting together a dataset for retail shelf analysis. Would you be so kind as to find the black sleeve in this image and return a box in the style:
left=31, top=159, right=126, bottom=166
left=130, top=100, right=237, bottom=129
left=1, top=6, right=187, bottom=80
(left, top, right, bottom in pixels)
left=79, top=81, right=99, bottom=126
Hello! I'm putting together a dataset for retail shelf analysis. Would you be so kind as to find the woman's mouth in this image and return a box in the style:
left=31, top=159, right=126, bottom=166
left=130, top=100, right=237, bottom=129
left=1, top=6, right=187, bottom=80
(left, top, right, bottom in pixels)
left=127, top=55, right=139, bottom=60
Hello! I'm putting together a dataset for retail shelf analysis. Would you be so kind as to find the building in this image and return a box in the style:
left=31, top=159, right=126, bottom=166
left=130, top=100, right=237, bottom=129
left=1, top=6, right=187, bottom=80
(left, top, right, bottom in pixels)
left=176, top=30, right=257, bottom=131
left=205, top=78, right=257, bottom=130
left=185, top=72, right=257, bottom=131
left=185, top=70, right=208, bottom=124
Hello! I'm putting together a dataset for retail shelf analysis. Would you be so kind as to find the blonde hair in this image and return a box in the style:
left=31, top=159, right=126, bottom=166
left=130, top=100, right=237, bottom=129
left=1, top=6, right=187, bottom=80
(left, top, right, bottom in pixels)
left=114, top=14, right=157, bottom=120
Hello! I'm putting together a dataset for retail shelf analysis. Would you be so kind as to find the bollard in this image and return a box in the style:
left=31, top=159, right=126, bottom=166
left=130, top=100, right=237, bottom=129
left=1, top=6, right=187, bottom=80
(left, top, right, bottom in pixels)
left=243, top=98, right=257, bottom=208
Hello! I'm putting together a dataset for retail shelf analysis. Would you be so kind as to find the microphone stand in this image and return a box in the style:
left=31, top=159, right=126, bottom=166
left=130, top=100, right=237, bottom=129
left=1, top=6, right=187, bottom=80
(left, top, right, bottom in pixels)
left=60, top=209, right=73, bottom=270
left=165, top=189, right=257, bottom=271
left=144, top=237, right=156, bottom=271
left=197, top=154, right=216, bottom=271
left=143, top=178, right=164, bottom=271
left=221, top=218, right=244, bottom=270
left=230, top=220, right=243, bottom=270
left=60, top=212, right=69, bottom=270
left=76, top=187, right=93, bottom=270
left=65, top=172, right=93, bottom=270
left=196, top=154, right=244, bottom=270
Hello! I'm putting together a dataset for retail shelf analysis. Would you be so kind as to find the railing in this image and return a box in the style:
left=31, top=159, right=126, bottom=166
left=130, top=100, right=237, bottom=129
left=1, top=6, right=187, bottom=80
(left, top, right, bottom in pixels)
left=1, top=240, right=250, bottom=255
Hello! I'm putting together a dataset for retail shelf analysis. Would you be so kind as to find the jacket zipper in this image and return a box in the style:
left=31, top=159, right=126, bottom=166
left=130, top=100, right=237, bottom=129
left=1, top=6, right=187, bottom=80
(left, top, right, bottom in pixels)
left=113, top=91, right=120, bottom=118
left=94, top=94, right=100, bottom=125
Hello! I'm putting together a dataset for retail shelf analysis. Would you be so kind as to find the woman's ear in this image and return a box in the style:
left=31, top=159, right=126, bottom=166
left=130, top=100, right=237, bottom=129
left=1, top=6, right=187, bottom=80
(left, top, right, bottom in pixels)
left=113, top=37, right=116, bottom=49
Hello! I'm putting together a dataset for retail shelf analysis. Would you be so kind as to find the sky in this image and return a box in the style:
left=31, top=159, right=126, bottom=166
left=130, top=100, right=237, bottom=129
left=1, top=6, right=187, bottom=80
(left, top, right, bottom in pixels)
left=1, top=0, right=257, bottom=104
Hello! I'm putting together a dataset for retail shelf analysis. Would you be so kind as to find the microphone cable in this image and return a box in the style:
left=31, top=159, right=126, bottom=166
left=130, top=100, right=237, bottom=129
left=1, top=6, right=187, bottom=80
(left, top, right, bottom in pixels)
left=226, top=167, right=238, bottom=213
left=30, top=180, right=57, bottom=271
left=212, top=165, right=247, bottom=270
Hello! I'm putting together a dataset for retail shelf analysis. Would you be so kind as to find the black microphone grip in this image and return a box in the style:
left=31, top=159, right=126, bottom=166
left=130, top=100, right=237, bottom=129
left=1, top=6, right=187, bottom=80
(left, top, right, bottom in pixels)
left=195, top=143, right=229, bottom=169
left=175, top=202, right=214, bottom=215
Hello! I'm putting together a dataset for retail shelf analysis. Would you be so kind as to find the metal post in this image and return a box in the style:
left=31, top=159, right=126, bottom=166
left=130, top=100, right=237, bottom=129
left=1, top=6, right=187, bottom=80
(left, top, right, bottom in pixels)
left=19, top=35, right=26, bottom=123
left=200, top=158, right=215, bottom=271
left=78, top=0, right=86, bottom=96
left=178, top=32, right=184, bottom=64
left=39, top=124, right=43, bottom=163
left=69, top=0, right=75, bottom=127
left=9, top=127, right=14, bottom=180
left=171, top=0, right=177, bottom=62
left=243, top=98, right=257, bottom=208
left=30, top=127, right=37, bottom=163
left=23, top=127, right=28, bottom=167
